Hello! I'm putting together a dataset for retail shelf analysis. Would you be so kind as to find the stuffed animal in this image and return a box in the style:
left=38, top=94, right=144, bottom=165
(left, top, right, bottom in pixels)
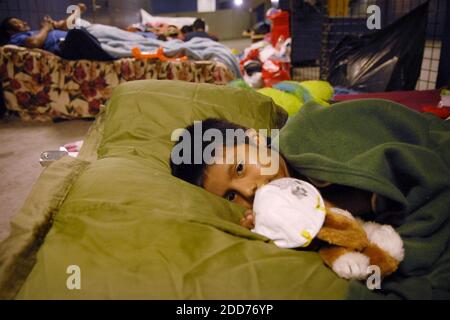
left=252, top=178, right=405, bottom=280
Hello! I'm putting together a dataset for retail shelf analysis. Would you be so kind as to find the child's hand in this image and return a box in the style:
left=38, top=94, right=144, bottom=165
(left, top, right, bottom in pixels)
left=240, top=209, right=255, bottom=229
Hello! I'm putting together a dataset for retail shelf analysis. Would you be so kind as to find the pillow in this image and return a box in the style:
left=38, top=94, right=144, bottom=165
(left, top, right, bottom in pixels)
left=16, top=80, right=348, bottom=299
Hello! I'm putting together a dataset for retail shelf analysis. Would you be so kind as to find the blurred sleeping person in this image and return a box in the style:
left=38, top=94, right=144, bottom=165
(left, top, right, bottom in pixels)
left=0, top=3, right=114, bottom=61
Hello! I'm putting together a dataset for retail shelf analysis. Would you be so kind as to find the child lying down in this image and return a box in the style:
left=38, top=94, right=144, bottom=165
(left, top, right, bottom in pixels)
left=170, top=92, right=450, bottom=301
left=170, top=118, right=404, bottom=281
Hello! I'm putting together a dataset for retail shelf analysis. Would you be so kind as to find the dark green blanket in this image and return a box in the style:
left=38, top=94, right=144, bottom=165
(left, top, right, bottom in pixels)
left=279, top=99, right=450, bottom=299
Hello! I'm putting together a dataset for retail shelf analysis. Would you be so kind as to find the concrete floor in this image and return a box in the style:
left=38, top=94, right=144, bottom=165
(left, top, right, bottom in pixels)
left=222, top=37, right=251, bottom=53
left=0, top=115, right=92, bottom=241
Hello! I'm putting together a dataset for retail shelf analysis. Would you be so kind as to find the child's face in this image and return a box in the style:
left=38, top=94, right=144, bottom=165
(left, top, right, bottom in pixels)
left=202, top=142, right=290, bottom=209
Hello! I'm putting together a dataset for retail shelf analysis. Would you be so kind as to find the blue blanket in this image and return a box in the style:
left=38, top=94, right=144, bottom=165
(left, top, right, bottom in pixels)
left=86, top=24, right=241, bottom=77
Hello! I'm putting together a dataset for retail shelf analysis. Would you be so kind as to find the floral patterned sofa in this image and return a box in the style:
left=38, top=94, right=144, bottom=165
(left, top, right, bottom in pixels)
left=0, top=45, right=235, bottom=121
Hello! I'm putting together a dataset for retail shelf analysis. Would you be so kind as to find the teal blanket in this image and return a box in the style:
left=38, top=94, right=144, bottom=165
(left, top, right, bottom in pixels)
left=278, top=99, right=450, bottom=299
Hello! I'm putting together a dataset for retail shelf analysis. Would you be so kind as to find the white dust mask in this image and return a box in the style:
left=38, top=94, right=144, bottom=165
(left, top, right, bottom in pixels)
left=252, top=178, right=326, bottom=248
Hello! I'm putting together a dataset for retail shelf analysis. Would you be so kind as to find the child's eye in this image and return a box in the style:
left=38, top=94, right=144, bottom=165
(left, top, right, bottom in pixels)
left=236, top=162, right=244, bottom=176
left=225, top=191, right=236, bottom=202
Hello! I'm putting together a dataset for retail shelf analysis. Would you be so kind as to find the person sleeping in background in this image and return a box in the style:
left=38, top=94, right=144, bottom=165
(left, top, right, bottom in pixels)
left=180, top=25, right=194, bottom=41
left=183, top=18, right=218, bottom=42
left=3, top=16, right=67, bottom=53
left=0, top=3, right=114, bottom=61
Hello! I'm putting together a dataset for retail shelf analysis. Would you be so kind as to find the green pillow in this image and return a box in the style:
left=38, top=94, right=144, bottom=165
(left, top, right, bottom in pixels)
left=15, top=80, right=348, bottom=299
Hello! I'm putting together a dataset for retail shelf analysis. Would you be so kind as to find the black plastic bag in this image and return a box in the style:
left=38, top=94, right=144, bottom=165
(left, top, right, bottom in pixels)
left=328, top=1, right=429, bottom=92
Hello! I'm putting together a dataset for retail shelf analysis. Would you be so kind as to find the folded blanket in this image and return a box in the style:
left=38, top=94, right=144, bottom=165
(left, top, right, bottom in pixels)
left=85, top=24, right=241, bottom=77
left=278, top=99, right=450, bottom=299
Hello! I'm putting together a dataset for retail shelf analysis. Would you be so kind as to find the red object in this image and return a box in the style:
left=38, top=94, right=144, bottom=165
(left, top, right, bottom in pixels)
left=262, top=60, right=291, bottom=87
left=268, top=11, right=290, bottom=47
left=334, top=89, right=441, bottom=113
left=421, top=106, right=450, bottom=119
left=239, top=49, right=260, bottom=74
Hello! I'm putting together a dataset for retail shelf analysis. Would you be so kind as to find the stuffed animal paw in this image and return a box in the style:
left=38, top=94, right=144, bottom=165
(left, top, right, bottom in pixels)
left=332, top=251, right=370, bottom=280
left=360, top=222, right=405, bottom=276
left=362, top=222, right=405, bottom=262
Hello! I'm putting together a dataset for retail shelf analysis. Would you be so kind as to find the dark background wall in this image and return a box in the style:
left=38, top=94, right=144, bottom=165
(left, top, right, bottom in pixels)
left=0, top=0, right=257, bottom=31
left=150, top=0, right=197, bottom=14
left=0, top=0, right=258, bottom=41
left=285, top=0, right=448, bottom=89
left=0, top=0, right=73, bottom=29
left=0, top=0, right=150, bottom=29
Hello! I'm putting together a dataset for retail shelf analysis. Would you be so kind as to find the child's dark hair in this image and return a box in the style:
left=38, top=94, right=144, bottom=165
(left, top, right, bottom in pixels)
left=180, top=25, right=193, bottom=35
left=170, top=118, right=250, bottom=187
left=193, top=18, right=206, bottom=31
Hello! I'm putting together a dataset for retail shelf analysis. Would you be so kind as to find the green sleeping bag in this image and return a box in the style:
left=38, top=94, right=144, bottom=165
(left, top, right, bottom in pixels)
left=0, top=80, right=348, bottom=299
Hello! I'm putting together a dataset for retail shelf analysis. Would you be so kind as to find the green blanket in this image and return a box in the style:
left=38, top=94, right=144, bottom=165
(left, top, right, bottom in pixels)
left=0, top=80, right=348, bottom=299
left=278, top=99, right=450, bottom=299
